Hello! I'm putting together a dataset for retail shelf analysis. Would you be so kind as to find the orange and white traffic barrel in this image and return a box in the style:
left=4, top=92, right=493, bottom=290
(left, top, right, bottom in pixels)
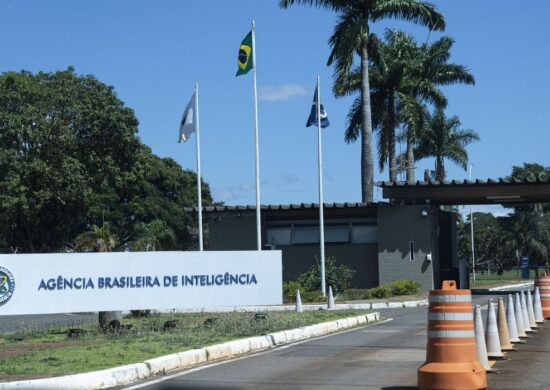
left=417, top=280, right=487, bottom=390
left=535, top=274, right=550, bottom=319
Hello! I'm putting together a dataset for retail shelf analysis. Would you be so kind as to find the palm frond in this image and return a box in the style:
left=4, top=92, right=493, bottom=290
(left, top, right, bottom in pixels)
left=344, top=96, right=362, bottom=143
left=327, top=9, right=363, bottom=75
left=371, top=0, right=445, bottom=31
left=279, top=0, right=350, bottom=11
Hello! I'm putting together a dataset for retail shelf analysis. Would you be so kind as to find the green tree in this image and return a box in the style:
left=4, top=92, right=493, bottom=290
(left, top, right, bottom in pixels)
left=402, top=35, right=475, bottom=182
left=414, top=108, right=479, bottom=181
left=0, top=68, right=212, bottom=252
left=336, top=30, right=438, bottom=181
left=279, top=0, right=445, bottom=201
left=458, top=212, right=514, bottom=273
left=0, top=68, right=142, bottom=252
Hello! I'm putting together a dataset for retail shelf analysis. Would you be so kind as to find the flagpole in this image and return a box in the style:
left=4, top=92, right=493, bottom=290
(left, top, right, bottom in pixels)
left=317, top=76, right=326, bottom=296
left=252, top=20, right=262, bottom=251
left=195, top=82, right=203, bottom=251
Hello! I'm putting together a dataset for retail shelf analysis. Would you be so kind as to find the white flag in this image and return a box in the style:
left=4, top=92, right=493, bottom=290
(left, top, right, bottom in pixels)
left=178, top=93, right=196, bottom=143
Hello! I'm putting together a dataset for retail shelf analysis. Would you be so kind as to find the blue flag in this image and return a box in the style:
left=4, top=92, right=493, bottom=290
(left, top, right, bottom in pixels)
left=306, top=85, right=329, bottom=128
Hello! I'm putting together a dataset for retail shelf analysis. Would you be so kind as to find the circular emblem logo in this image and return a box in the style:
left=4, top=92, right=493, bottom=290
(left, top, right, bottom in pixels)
left=0, top=266, right=15, bottom=306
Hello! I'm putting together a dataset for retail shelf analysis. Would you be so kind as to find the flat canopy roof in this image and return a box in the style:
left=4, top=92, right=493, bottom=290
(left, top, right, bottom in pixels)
left=377, top=179, right=550, bottom=205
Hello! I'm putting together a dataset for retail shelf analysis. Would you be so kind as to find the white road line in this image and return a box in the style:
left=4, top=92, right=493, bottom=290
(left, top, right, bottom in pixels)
left=123, top=318, right=394, bottom=390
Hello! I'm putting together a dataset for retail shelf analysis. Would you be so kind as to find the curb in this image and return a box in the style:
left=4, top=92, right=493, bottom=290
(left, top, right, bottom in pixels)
left=151, top=299, right=428, bottom=314
left=489, top=282, right=534, bottom=291
left=0, top=312, right=381, bottom=390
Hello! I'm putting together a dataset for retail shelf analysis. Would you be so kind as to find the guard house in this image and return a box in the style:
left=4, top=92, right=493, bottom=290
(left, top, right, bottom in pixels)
left=203, top=202, right=455, bottom=292
left=206, top=203, right=380, bottom=289
left=203, top=178, right=550, bottom=292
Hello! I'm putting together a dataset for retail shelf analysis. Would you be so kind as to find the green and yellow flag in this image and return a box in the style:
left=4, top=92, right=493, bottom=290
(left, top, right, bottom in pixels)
left=236, top=31, right=253, bottom=77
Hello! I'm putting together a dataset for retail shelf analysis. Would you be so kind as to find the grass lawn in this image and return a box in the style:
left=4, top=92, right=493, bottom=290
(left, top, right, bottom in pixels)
left=469, top=269, right=536, bottom=288
left=0, top=310, right=371, bottom=381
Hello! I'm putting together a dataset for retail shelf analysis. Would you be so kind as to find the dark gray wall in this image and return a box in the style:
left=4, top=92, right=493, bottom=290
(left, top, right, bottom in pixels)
left=278, top=244, right=379, bottom=289
left=378, top=205, right=435, bottom=292
left=208, top=214, right=257, bottom=250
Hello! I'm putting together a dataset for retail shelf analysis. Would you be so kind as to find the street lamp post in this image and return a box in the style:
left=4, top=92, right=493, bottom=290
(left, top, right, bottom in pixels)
left=469, top=164, right=476, bottom=285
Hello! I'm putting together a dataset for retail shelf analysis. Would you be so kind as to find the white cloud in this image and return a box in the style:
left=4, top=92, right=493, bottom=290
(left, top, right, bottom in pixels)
left=279, top=173, right=304, bottom=187
left=213, top=184, right=254, bottom=203
left=258, top=84, right=308, bottom=101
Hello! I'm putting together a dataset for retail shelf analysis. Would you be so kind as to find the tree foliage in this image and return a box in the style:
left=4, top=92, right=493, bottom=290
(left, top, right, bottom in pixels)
left=0, top=68, right=211, bottom=253
left=458, top=164, right=550, bottom=272
left=280, top=0, right=445, bottom=201
left=414, top=108, right=479, bottom=181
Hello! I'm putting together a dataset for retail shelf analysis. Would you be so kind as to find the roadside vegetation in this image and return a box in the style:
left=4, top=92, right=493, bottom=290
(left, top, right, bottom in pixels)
left=283, top=257, right=421, bottom=303
left=0, top=310, right=371, bottom=380
left=458, top=163, right=550, bottom=278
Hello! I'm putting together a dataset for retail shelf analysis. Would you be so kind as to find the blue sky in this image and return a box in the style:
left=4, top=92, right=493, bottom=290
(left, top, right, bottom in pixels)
left=1, top=1, right=549, bottom=215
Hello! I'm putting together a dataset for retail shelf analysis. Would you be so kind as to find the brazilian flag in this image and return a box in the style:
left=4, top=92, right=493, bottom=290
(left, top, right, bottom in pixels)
left=236, top=31, right=253, bottom=77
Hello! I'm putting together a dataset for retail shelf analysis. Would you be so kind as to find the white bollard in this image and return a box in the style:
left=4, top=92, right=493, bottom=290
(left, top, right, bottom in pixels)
left=485, top=299, right=503, bottom=358
left=534, top=287, right=545, bottom=324
left=296, top=290, right=303, bottom=313
left=474, top=305, right=491, bottom=371
left=327, top=286, right=335, bottom=310
left=520, top=291, right=533, bottom=333
left=526, top=289, right=538, bottom=328
left=514, top=293, right=527, bottom=338
left=507, top=295, right=521, bottom=343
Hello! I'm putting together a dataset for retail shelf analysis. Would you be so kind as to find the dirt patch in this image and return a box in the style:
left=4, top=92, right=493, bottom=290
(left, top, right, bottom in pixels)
left=0, top=341, right=89, bottom=359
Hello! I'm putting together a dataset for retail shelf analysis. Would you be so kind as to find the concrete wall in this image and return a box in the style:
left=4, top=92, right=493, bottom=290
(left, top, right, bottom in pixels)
left=208, top=214, right=257, bottom=250
left=377, top=205, right=435, bottom=292
left=278, top=244, right=379, bottom=289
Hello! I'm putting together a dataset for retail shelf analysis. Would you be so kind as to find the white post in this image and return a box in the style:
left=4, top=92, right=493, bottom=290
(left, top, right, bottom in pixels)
left=251, top=20, right=261, bottom=251
left=195, top=82, right=203, bottom=251
left=317, top=76, right=326, bottom=297
left=470, top=164, right=475, bottom=284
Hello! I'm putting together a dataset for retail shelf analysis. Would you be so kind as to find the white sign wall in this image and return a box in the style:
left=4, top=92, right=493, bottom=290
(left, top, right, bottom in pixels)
left=0, top=251, right=283, bottom=315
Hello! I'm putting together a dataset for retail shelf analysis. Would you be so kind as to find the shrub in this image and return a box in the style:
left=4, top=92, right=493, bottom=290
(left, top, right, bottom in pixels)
left=283, top=281, right=325, bottom=303
left=370, top=285, right=392, bottom=299
left=339, top=279, right=421, bottom=301
left=297, top=256, right=355, bottom=293
left=389, top=280, right=421, bottom=296
left=282, top=281, right=302, bottom=303
left=338, top=288, right=372, bottom=301
left=301, top=290, right=325, bottom=303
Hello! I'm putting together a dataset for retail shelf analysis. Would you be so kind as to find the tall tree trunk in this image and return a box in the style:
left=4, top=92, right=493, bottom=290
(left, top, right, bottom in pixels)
left=436, top=156, right=445, bottom=181
left=388, top=93, right=397, bottom=182
left=360, top=39, right=374, bottom=202
left=406, top=129, right=415, bottom=183
left=97, top=246, right=122, bottom=329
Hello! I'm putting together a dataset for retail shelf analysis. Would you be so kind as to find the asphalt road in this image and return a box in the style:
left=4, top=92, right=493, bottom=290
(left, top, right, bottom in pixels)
left=124, top=291, right=543, bottom=390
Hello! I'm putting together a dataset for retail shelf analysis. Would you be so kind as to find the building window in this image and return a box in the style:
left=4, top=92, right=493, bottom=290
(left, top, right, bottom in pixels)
left=292, top=224, right=319, bottom=244
left=325, top=224, right=350, bottom=243
left=351, top=222, right=377, bottom=244
left=409, top=241, right=415, bottom=261
left=266, top=219, right=377, bottom=246
left=266, top=226, right=292, bottom=246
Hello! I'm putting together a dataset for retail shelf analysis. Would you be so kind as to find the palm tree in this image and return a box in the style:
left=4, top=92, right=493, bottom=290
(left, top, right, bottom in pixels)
left=336, top=30, right=442, bottom=181
left=279, top=0, right=445, bottom=201
left=74, top=221, right=121, bottom=328
left=402, top=36, right=475, bottom=182
left=414, top=108, right=479, bottom=181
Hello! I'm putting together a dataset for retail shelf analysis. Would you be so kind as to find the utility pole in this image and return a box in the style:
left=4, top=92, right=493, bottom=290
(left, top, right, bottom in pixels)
left=469, top=164, right=476, bottom=285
